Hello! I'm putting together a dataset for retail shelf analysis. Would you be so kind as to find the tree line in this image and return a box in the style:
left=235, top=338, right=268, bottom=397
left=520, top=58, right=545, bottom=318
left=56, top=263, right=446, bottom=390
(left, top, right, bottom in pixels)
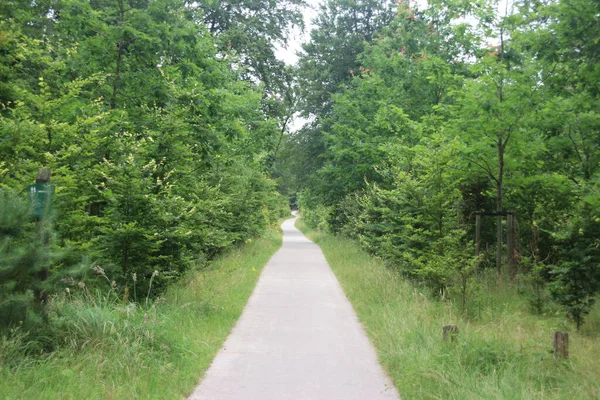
left=2, top=0, right=599, bottom=340
left=0, top=0, right=305, bottom=331
left=278, top=0, right=600, bottom=329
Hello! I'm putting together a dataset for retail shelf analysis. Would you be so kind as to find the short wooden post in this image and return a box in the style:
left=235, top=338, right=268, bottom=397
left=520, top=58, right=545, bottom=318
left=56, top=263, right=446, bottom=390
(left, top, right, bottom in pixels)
left=36, top=168, right=51, bottom=184
left=507, top=213, right=517, bottom=279
left=443, top=325, right=459, bottom=341
left=552, top=331, right=569, bottom=359
left=475, top=213, right=481, bottom=256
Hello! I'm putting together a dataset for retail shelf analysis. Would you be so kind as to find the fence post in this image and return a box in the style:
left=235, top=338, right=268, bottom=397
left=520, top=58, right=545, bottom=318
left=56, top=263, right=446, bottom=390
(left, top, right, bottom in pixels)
left=443, top=325, right=459, bottom=341
left=552, top=331, right=569, bottom=359
left=34, top=168, right=51, bottom=307
left=507, top=213, right=517, bottom=279
left=475, top=213, right=481, bottom=256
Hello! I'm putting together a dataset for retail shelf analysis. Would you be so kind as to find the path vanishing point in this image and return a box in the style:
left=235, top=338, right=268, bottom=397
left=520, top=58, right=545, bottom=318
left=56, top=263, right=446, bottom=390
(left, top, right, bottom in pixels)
left=188, top=216, right=400, bottom=400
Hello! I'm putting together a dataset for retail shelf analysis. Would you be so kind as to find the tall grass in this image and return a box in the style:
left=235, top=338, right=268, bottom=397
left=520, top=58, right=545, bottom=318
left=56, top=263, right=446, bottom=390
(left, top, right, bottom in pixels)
left=0, top=226, right=283, bottom=400
left=297, top=219, right=600, bottom=399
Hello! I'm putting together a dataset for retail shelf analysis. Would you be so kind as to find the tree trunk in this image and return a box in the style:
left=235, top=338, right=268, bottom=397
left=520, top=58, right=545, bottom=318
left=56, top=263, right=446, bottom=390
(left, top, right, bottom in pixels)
left=508, top=213, right=517, bottom=279
left=496, top=137, right=504, bottom=274
left=111, top=0, right=125, bottom=109
left=475, top=213, right=481, bottom=256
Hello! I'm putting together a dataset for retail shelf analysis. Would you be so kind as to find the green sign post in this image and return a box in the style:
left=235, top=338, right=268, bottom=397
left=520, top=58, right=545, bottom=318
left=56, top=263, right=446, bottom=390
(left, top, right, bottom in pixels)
left=28, top=168, right=54, bottom=310
left=27, top=182, right=55, bottom=219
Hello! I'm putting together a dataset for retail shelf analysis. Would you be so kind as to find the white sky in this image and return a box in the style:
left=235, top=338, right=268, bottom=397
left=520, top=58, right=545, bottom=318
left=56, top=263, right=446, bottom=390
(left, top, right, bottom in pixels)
left=274, top=0, right=321, bottom=66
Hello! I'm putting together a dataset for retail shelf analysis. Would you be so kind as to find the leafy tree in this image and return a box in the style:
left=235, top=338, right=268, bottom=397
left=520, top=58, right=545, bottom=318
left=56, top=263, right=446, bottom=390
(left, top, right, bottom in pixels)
left=453, top=53, right=541, bottom=272
left=293, top=0, right=600, bottom=326
left=0, top=0, right=289, bottom=308
left=549, top=201, right=600, bottom=330
left=0, top=189, right=81, bottom=329
left=197, top=0, right=306, bottom=89
left=297, top=0, right=396, bottom=117
left=281, top=0, right=398, bottom=203
left=514, top=0, right=600, bottom=324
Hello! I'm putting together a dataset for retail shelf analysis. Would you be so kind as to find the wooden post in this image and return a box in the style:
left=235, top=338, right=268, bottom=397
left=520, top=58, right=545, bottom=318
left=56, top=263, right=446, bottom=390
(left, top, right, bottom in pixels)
left=34, top=168, right=51, bottom=307
left=507, top=213, right=517, bottom=279
left=443, top=325, right=459, bottom=341
left=552, top=331, right=569, bottom=359
left=36, top=168, right=51, bottom=184
left=496, top=214, right=503, bottom=274
left=475, top=213, right=481, bottom=256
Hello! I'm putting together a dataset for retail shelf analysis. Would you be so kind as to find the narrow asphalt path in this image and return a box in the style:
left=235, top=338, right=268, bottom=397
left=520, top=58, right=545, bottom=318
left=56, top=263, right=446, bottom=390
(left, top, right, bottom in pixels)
left=188, top=217, right=400, bottom=400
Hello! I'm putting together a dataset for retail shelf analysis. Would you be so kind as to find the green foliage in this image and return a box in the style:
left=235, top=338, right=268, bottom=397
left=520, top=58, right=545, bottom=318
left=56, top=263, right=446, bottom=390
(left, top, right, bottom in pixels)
left=550, top=260, right=598, bottom=331
left=301, top=205, right=332, bottom=233
left=198, top=0, right=306, bottom=89
left=292, top=0, right=600, bottom=328
left=283, top=0, right=399, bottom=203
left=549, top=202, right=600, bottom=329
left=0, top=190, right=41, bottom=328
left=0, top=0, right=291, bottom=341
left=0, top=189, right=71, bottom=331
left=1, top=227, right=282, bottom=398
left=297, top=0, right=396, bottom=116
left=520, top=251, right=550, bottom=315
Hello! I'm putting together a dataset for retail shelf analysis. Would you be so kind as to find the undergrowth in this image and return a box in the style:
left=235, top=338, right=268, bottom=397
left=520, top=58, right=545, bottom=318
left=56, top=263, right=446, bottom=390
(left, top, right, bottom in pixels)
left=0, top=224, right=284, bottom=399
left=297, top=218, right=600, bottom=399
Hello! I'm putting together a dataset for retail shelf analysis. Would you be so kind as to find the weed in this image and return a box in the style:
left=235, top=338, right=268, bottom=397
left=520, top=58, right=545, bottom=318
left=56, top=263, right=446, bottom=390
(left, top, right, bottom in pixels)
left=0, top=225, right=283, bottom=399
left=297, top=219, right=600, bottom=399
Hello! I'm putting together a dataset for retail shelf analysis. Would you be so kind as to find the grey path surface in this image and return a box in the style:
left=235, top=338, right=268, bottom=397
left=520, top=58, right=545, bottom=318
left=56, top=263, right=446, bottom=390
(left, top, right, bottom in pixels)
left=188, top=217, right=400, bottom=400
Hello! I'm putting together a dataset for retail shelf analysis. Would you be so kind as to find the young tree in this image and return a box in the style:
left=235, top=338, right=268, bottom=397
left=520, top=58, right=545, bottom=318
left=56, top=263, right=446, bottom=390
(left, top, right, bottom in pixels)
left=297, top=0, right=396, bottom=117
left=1, top=0, right=289, bottom=302
left=197, top=0, right=306, bottom=89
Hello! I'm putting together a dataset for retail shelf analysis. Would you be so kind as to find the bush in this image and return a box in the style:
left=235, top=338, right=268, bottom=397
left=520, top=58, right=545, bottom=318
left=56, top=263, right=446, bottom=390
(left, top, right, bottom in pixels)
left=298, top=192, right=332, bottom=231
left=0, top=190, right=56, bottom=330
left=549, top=201, right=600, bottom=329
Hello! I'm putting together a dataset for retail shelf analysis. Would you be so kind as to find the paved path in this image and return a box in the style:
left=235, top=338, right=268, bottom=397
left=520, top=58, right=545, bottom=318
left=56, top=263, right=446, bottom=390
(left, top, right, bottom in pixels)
left=188, top=217, right=400, bottom=400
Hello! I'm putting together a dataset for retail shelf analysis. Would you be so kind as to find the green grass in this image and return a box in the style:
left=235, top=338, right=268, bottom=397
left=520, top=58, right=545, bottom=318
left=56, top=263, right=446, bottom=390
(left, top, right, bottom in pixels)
left=0, top=226, right=283, bottom=400
left=297, top=219, right=600, bottom=400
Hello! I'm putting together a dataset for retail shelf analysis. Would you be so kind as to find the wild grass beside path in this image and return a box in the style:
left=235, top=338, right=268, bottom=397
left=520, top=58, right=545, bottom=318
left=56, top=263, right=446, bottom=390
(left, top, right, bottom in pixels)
left=0, top=225, right=284, bottom=400
left=297, top=219, right=600, bottom=400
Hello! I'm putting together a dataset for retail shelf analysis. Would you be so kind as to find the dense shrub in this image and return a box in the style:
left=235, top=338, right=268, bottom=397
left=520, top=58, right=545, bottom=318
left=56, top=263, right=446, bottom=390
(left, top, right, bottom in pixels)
left=0, top=0, right=290, bottom=341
